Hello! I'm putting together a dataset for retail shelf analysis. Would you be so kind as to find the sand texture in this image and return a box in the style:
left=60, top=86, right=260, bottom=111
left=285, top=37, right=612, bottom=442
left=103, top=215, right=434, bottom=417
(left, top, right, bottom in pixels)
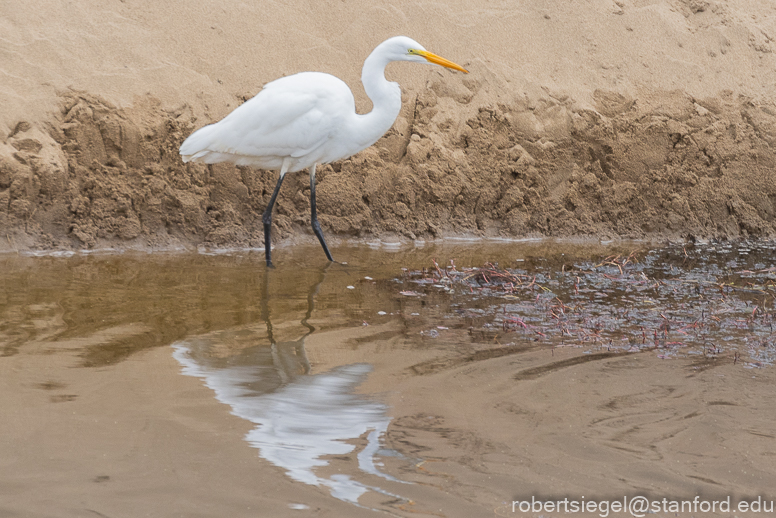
left=2, top=0, right=776, bottom=251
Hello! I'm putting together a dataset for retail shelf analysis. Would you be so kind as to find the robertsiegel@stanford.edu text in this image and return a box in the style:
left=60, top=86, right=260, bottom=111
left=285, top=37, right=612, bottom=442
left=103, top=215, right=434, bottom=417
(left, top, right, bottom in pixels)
left=511, top=495, right=774, bottom=517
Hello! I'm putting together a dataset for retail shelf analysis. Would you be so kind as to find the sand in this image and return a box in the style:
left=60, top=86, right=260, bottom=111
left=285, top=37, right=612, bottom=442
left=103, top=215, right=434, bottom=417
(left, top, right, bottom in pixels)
left=2, top=0, right=776, bottom=250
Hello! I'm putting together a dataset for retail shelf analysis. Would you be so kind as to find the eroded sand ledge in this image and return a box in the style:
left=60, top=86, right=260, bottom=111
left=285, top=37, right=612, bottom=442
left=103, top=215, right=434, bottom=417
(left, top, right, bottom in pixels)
left=2, top=1, right=775, bottom=252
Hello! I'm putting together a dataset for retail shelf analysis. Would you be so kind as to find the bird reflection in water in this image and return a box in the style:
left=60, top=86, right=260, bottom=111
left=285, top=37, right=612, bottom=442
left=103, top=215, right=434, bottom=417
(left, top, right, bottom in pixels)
left=171, top=265, right=406, bottom=507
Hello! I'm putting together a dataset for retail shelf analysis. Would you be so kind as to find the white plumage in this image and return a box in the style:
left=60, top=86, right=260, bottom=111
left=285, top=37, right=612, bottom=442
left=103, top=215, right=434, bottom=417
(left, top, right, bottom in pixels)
left=181, top=73, right=357, bottom=170
left=180, top=36, right=467, bottom=266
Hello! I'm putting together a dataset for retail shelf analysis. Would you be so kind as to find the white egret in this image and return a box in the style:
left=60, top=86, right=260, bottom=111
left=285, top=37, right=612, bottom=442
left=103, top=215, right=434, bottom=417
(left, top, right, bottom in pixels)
left=180, top=36, right=468, bottom=266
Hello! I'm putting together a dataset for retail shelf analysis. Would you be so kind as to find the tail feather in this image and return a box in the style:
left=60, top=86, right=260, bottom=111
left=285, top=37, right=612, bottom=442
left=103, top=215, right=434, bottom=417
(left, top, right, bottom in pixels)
left=179, top=123, right=219, bottom=163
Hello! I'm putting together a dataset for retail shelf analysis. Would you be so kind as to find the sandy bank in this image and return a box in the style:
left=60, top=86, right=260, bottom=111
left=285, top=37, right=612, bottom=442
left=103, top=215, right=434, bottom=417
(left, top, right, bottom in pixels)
left=2, top=0, right=776, bottom=251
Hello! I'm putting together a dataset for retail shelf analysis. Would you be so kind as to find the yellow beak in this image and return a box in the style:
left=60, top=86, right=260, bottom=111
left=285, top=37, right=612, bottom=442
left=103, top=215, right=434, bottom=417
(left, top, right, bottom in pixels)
left=416, top=50, right=469, bottom=73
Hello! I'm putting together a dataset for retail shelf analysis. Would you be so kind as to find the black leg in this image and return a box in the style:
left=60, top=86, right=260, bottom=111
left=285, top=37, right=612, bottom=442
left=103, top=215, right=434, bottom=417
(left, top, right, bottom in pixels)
left=263, top=173, right=286, bottom=267
left=309, top=165, right=334, bottom=262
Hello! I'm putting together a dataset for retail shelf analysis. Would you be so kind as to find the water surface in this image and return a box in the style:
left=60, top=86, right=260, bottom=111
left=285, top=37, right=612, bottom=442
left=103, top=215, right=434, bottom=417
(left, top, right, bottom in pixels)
left=1, top=241, right=774, bottom=517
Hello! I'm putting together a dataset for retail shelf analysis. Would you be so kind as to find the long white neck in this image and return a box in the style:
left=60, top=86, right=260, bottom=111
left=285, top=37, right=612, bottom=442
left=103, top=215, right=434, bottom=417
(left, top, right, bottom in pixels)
left=347, top=46, right=403, bottom=151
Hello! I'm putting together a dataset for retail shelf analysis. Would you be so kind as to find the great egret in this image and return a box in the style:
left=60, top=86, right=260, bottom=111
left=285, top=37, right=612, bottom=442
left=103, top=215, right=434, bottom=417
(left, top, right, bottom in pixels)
left=180, top=36, right=468, bottom=266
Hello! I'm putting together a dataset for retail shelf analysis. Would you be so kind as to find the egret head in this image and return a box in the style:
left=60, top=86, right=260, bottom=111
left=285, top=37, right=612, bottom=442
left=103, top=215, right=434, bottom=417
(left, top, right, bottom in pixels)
left=379, top=36, right=468, bottom=73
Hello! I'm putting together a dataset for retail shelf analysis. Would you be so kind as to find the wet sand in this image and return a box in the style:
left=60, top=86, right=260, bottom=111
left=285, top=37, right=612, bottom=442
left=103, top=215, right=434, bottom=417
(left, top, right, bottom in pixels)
left=0, top=243, right=774, bottom=517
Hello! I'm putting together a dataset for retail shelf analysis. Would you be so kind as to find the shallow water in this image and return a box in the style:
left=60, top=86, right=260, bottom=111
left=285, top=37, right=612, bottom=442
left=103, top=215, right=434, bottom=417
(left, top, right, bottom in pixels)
left=1, top=241, right=774, bottom=517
